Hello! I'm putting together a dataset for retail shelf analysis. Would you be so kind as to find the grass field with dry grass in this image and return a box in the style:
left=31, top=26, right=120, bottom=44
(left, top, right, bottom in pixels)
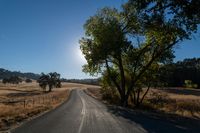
left=86, top=87, right=200, bottom=119
left=146, top=88, right=200, bottom=118
left=0, top=82, right=100, bottom=132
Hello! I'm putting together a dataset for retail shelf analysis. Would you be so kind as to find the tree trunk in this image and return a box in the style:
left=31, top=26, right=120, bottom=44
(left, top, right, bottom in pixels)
left=49, top=85, right=52, bottom=92
left=133, top=91, right=136, bottom=105
left=117, top=56, right=126, bottom=103
left=105, top=60, right=124, bottom=104
left=140, top=84, right=151, bottom=104
left=135, top=89, right=141, bottom=107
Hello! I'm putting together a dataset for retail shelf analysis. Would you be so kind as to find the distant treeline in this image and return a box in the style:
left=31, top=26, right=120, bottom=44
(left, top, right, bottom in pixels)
left=0, top=68, right=40, bottom=80
left=160, top=58, right=200, bottom=88
left=1, top=57, right=200, bottom=88
left=63, top=78, right=100, bottom=85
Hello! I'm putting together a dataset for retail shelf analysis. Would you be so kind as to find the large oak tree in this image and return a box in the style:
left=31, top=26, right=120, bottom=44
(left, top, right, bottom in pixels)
left=80, top=0, right=200, bottom=106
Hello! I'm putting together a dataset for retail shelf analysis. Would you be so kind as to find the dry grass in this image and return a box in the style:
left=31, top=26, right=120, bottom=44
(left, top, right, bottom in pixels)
left=61, top=82, right=100, bottom=90
left=0, top=82, right=100, bottom=131
left=145, top=88, right=200, bottom=118
left=0, top=82, right=99, bottom=132
left=85, top=88, right=102, bottom=100
left=86, top=87, right=200, bottom=119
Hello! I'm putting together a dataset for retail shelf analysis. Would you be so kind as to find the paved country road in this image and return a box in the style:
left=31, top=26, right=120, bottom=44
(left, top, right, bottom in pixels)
left=12, top=89, right=200, bottom=133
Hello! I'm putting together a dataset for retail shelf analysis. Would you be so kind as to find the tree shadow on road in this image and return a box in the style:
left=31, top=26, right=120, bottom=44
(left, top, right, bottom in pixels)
left=107, top=106, right=200, bottom=133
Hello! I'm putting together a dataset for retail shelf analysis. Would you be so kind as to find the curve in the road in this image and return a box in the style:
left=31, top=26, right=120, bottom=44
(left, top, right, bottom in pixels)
left=12, top=89, right=200, bottom=133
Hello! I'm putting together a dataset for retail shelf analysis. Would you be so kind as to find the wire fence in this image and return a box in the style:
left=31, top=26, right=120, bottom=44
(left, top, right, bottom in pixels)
left=0, top=93, right=66, bottom=108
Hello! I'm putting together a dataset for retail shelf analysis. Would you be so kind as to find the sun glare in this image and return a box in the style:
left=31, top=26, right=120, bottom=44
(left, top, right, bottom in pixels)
left=76, top=47, right=86, bottom=64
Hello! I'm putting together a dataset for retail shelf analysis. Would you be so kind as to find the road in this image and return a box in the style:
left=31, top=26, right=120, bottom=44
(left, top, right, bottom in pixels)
left=12, top=89, right=200, bottom=133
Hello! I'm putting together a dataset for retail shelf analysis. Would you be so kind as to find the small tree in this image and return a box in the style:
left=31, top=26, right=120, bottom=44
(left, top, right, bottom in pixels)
left=37, top=73, right=49, bottom=92
left=2, top=78, right=8, bottom=84
left=48, top=72, right=61, bottom=92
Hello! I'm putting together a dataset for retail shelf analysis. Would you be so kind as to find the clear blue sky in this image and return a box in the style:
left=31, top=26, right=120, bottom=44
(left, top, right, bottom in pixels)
left=0, top=0, right=199, bottom=79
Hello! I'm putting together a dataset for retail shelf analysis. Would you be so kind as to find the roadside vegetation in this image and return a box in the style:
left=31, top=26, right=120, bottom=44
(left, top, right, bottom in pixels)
left=80, top=0, right=200, bottom=108
left=86, top=87, right=200, bottom=119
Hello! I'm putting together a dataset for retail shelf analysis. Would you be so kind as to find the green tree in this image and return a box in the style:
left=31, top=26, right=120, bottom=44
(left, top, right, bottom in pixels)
left=80, top=0, right=200, bottom=107
left=48, top=72, right=61, bottom=92
left=37, top=72, right=61, bottom=92
left=38, top=73, right=49, bottom=92
left=80, top=8, right=131, bottom=106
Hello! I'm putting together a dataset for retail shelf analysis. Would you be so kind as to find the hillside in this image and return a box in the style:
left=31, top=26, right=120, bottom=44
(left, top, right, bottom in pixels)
left=64, top=78, right=100, bottom=85
left=0, top=68, right=40, bottom=80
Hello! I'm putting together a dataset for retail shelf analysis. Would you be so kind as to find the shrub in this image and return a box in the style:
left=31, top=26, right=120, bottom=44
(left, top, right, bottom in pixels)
left=25, top=79, right=32, bottom=83
left=100, top=86, right=120, bottom=104
left=2, top=76, right=22, bottom=84
left=184, top=80, right=198, bottom=88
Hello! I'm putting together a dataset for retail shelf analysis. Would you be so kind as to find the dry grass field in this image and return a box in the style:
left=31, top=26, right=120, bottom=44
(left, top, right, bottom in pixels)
left=86, top=87, right=200, bottom=119
left=146, top=88, right=200, bottom=118
left=0, top=82, right=100, bottom=132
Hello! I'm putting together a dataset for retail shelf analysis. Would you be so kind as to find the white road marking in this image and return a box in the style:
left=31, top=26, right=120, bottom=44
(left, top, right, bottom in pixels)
left=78, top=90, right=86, bottom=133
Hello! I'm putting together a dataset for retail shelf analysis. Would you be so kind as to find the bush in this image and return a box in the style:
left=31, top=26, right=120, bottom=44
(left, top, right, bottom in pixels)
left=100, top=86, right=120, bottom=104
left=2, top=76, right=22, bottom=84
left=184, top=80, right=198, bottom=88
left=25, top=79, right=32, bottom=83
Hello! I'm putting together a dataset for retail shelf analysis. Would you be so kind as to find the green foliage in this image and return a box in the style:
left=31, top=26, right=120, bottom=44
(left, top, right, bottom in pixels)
left=100, top=71, right=120, bottom=104
left=80, top=0, right=200, bottom=107
left=184, top=80, right=198, bottom=89
left=37, top=72, right=61, bottom=92
left=159, top=58, right=200, bottom=88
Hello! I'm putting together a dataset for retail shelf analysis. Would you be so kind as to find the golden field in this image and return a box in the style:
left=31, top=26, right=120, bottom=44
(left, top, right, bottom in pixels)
left=0, top=82, right=99, bottom=132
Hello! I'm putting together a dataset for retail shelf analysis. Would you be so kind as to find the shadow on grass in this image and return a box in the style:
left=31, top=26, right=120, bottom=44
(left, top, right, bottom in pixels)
left=160, top=88, right=200, bottom=96
left=1, top=88, right=42, bottom=97
left=106, top=105, right=200, bottom=133
left=6, top=92, right=42, bottom=97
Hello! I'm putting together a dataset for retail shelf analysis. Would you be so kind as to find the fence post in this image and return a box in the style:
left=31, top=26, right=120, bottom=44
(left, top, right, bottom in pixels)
left=24, top=100, right=25, bottom=108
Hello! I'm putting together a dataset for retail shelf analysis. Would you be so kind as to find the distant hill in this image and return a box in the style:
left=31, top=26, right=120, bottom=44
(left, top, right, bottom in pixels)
left=0, top=68, right=40, bottom=80
left=63, top=78, right=100, bottom=85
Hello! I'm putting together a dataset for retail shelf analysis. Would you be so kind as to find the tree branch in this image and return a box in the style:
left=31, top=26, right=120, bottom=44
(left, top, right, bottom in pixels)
left=126, top=39, right=179, bottom=100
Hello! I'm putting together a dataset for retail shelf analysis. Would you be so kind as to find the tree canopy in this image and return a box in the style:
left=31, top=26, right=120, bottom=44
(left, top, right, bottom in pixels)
left=80, top=0, right=200, bottom=106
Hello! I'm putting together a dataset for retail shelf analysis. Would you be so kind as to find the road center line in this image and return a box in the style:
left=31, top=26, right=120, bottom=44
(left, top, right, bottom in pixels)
left=78, top=90, right=86, bottom=133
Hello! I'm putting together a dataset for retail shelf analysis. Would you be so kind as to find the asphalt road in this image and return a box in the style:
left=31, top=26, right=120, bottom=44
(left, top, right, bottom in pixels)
left=12, top=89, right=200, bottom=133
